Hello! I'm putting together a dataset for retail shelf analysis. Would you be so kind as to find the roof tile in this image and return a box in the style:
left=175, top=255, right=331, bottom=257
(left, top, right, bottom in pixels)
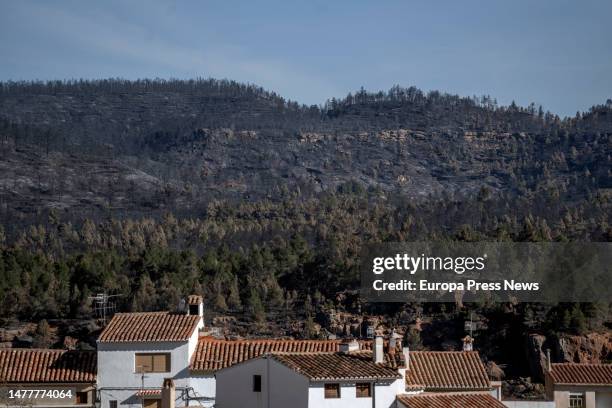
left=406, top=351, right=490, bottom=390
left=0, top=349, right=96, bottom=383
left=548, top=363, right=612, bottom=385
left=270, top=352, right=401, bottom=381
left=98, top=312, right=200, bottom=343
left=397, top=393, right=506, bottom=408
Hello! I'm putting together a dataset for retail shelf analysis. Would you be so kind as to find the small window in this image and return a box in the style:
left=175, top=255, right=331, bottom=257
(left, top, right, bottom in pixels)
left=135, top=353, right=171, bottom=373
left=356, top=383, right=371, bottom=398
left=253, top=375, right=262, bottom=392
left=324, top=383, right=340, bottom=399
left=569, top=394, right=584, bottom=408
left=109, top=400, right=117, bottom=408
left=76, top=392, right=88, bottom=404
left=189, top=304, right=199, bottom=315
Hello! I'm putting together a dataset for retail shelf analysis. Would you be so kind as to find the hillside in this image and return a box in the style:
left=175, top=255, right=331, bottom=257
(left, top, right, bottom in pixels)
left=0, top=79, right=610, bottom=388
left=0, top=80, right=610, bottom=229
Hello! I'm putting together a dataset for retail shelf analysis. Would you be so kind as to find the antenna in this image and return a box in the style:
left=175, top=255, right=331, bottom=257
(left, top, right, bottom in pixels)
left=89, top=293, right=123, bottom=324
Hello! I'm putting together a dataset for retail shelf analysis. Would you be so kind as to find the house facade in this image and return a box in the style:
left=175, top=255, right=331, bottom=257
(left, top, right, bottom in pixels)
left=188, top=336, right=342, bottom=402
left=215, top=340, right=405, bottom=408
left=0, top=348, right=96, bottom=407
left=545, top=363, right=612, bottom=408
left=96, top=296, right=210, bottom=408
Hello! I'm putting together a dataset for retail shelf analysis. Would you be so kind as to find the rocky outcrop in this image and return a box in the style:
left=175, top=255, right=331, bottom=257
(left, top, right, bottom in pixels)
left=525, top=332, right=612, bottom=380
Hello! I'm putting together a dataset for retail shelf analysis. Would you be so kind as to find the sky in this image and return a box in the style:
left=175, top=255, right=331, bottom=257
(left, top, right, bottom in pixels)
left=0, top=0, right=610, bottom=117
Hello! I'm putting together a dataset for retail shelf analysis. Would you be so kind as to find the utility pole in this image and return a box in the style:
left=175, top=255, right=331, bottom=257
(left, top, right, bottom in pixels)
left=137, top=365, right=147, bottom=408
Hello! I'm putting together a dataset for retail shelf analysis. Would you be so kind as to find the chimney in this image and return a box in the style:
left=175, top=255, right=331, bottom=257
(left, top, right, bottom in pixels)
left=402, top=344, right=410, bottom=371
left=187, top=295, right=205, bottom=330
left=388, top=330, right=402, bottom=357
left=161, top=378, right=175, bottom=408
left=374, top=334, right=384, bottom=364
left=546, top=349, right=552, bottom=372
left=339, top=338, right=360, bottom=353
left=462, top=335, right=474, bottom=351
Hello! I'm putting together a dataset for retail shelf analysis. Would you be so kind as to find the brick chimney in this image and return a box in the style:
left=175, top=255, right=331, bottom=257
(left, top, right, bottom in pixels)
left=161, top=378, right=175, bottom=408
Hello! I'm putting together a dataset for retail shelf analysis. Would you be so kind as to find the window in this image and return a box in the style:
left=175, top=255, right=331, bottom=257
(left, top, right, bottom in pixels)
left=143, top=400, right=161, bottom=408
left=109, top=400, right=117, bottom=408
left=569, top=393, right=584, bottom=408
left=76, top=392, right=88, bottom=404
left=356, top=383, right=371, bottom=398
left=253, top=375, right=262, bottom=392
left=135, top=353, right=171, bottom=373
left=324, top=383, right=340, bottom=399
left=189, top=304, right=199, bottom=315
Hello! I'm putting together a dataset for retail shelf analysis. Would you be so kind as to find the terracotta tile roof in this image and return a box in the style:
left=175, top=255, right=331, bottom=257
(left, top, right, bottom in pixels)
left=187, top=295, right=202, bottom=305
left=548, top=363, right=612, bottom=385
left=269, top=352, right=402, bottom=381
left=190, top=337, right=343, bottom=372
left=349, top=350, right=406, bottom=369
left=406, top=351, right=491, bottom=391
left=397, top=393, right=506, bottom=408
left=99, top=312, right=200, bottom=343
left=136, top=390, right=162, bottom=397
left=0, top=349, right=96, bottom=383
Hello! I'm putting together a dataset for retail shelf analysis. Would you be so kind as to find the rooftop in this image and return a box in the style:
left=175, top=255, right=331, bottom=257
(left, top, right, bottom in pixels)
left=405, top=351, right=491, bottom=391
left=189, top=337, right=342, bottom=372
left=189, top=337, right=490, bottom=390
left=98, top=311, right=200, bottom=343
left=548, top=363, right=612, bottom=386
left=397, top=393, right=506, bottom=408
left=0, top=349, right=96, bottom=383
left=269, top=352, right=402, bottom=381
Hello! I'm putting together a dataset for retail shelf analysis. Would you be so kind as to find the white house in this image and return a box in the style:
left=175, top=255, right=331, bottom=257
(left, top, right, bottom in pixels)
left=96, top=295, right=211, bottom=408
left=188, top=336, right=342, bottom=402
left=545, top=363, right=612, bottom=408
left=215, top=338, right=405, bottom=408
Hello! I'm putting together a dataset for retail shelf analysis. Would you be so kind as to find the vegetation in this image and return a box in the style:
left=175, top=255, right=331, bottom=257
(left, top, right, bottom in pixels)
left=0, top=79, right=609, bottom=375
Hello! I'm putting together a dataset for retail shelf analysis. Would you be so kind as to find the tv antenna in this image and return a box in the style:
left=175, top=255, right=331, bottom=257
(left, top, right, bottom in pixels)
left=90, top=293, right=123, bottom=324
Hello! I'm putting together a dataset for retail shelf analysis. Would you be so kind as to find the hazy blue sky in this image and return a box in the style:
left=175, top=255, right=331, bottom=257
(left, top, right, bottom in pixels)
left=1, top=0, right=610, bottom=117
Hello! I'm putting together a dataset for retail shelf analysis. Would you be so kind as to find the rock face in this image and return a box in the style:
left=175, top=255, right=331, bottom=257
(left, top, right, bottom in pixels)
left=554, top=332, right=612, bottom=363
left=525, top=332, right=612, bottom=380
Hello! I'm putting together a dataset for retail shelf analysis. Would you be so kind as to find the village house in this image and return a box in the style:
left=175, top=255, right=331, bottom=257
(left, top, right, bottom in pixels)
left=214, top=337, right=405, bottom=408
left=545, top=362, right=612, bottom=408
left=96, top=295, right=208, bottom=408
left=213, top=334, right=507, bottom=408
left=0, top=348, right=96, bottom=407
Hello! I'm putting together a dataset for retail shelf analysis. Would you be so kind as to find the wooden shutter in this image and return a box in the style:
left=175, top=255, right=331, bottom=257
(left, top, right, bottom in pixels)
left=152, top=353, right=170, bottom=372
left=324, top=383, right=340, bottom=398
left=356, top=383, right=371, bottom=398
left=135, top=354, right=153, bottom=372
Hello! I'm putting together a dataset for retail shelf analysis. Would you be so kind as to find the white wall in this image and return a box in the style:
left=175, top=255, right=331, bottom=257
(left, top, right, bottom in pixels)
left=502, top=401, right=555, bottom=408
left=97, top=340, right=191, bottom=408
left=268, top=360, right=309, bottom=408
left=188, top=375, right=215, bottom=408
left=596, top=392, right=612, bottom=408
left=216, top=358, right=268, bottom=408
left=216, top=357, right=310, bottom=408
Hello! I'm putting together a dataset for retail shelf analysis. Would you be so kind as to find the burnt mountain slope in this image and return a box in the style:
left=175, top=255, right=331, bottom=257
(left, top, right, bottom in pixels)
left=0, top=79, right=610, bottom=226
